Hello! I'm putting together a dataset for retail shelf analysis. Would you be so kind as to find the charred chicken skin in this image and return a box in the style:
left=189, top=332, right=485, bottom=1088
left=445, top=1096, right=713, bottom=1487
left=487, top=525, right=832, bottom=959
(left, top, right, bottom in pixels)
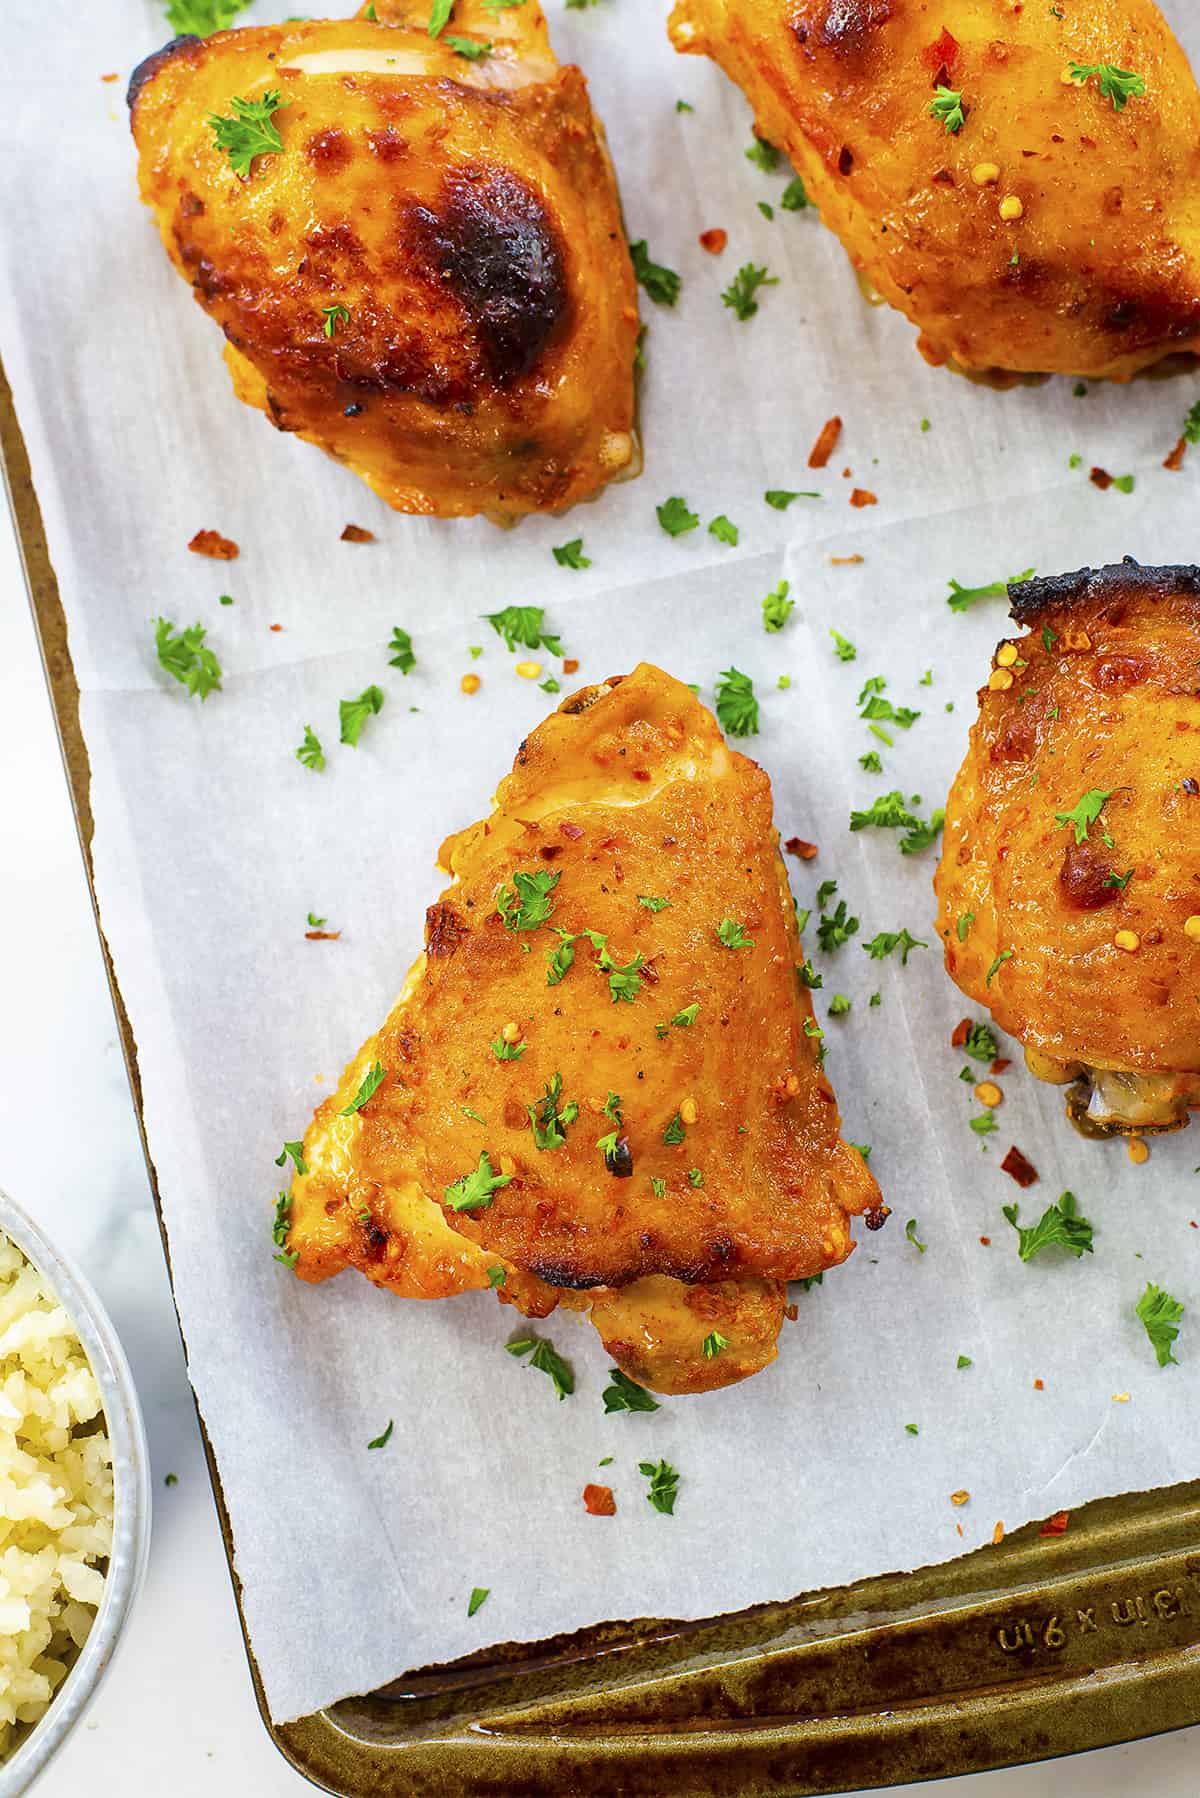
left=285, top=665, right=879, bottom=1394
left=669, top=0, right=1200, bottom=381
left=935, top=561, right=1200, bottom=1138
left=128, top=4, right=639, bottom=519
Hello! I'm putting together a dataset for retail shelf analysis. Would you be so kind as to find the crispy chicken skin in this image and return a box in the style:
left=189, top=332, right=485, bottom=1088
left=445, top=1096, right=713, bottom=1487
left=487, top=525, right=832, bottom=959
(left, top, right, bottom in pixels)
left=935, top=561, right=1200, bottom=1138
left=286, top=665, right=879, bottom=1393
left=128, top=5, right=639, bottom=519
left=669, top=0, right=1200, bottom=380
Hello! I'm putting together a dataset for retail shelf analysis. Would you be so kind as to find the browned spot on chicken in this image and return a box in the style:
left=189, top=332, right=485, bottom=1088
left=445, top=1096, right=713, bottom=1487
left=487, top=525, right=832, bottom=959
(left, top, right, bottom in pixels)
left=425, top=901, right=469, bottom=958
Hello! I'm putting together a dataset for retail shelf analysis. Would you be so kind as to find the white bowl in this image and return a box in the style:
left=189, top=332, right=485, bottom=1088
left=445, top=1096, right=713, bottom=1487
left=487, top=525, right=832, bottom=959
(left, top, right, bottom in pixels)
left=0, top=1188, right=152, bottom=1796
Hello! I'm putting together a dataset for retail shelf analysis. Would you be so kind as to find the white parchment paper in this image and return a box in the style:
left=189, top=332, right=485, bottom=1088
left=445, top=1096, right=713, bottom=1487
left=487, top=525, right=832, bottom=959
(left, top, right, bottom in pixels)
left=4, top=0, right=1200, bottom=1725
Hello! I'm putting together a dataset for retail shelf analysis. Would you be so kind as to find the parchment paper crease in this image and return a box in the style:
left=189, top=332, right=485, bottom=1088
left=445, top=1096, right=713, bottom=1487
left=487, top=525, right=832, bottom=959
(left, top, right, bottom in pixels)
left=3, top=0, right=1200, bottom=1724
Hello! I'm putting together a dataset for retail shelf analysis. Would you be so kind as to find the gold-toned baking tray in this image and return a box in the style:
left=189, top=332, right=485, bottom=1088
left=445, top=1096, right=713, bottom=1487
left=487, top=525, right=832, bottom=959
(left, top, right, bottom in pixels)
left=5, top=353, right=1200, bottom=1796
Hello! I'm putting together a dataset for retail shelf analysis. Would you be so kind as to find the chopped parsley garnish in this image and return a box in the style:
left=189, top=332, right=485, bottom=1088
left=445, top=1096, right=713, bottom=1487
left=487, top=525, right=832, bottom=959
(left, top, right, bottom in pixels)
left=629, top=240, right=681, bottom=307
left=830, top=629, right=857, bottom=662
left=663, top=1110, right=686, bottom=1144
left=553, top=538, right=591, bottom=570
left=904, top=1217, right=927, bottom=1253
left=1136, top=1283, right=1185, bottom=1367
left=445, top=33, right=490, bottom=58
left=686, top=1167, right=704, bottom=1188
left=859, top=751, right=882, bottom=773
left=904, top=1423, right=919, bottom=1436
left=540, top=677, right=561, bottom=695
left=339, top=1061, right=386, bottom=1116
left=1106, top=867, right=1134, bottom=891
left=507, top=1335, right=574, bottom=1399
left=207, top=90, right=288, bottom=178
left=964, top=1020, right=999, bottom=1063
left=639, top=1458, right=681, bottom=1514
left=798, top=960, right=823, bottom=989
left=496, top=868, right=560, bottom=931
left=858, top=677, right=920, bottom=731
left=709, top=514, right=739, bottom=546
left=1184, top=399, right=1200, bottom=444
left=930, top=86, right=965, bottom=133
left=154, top=618, right=222, bottom=699
left=339, top=684, right=385, bottom=745
left=676, top=98, right=694, bottom=113
left=528, top=1073, right=579, bottom=1150
left=166, top=0, right=248, bottom=31
left=445, top=1150, right=513, bottom=1212
left=321, top=302, right=349, bottom=338
left=1068, top=63, right=1145, bottom=111
left=816, top=901, right=859, bottom=953
left=985, top=949, right=1013, bottom=986
left=596, top=1092, right=624, bottom=1161
left=1002, top=1191, right=1094, bottom=1261
left=762, top=581, right=794, bottom=633
left=656, top=495, right=700, bottom=536
left=957, top=911, right=975, bottom=942
left=295, top=725, right=325, bottom=770
left=946, top=568, right=1035, bottom=613
left=970, top=1110, right=998, bottom=1137
left=638, top=894, right=671, bottom=913
left=900, top=810, right=945, bottom=856
left=702, top=1331, right=730, bottom=1359
left=602, top=1368, right=660, bottom=1413
left=957, top=1354, right=972, bottom=1370
left=781, top=176, right=809, bottom=211
left=828, top=993, right=851, bottom=1016
left=714, top=667, right=759, bottom=737
left=274, top=1140, right=308, bottom=1175
left=745, top=135, right=781, bottom=172
left=307, top=911, right=326, bottom=928
left=367, top=1420, right=394, bottom=1450
left=1055, top=788, right=1113, bottom=846
left=491, top=1035, right=526, bottom=1061
left=467, top=1586, right=490, bottom=1616
left=482, top=605, right=563, bottom=655
left=671, top=1002, right=700, bottom=1027
left=650, top=1175, right=667, bottom=1198
left=388, top=627, right=416, bottom=674
left=487, top=1266, right=506, bottom=1288
left=765, top=488, right=819, bottom=509
left=428, top=0, right=453, bottom=34
left=721, top=262, right=779, bottom=321
left=863, top=929, right=927, bottom=965
left=271, top=1190, right=296, bottom=1268
left=717, top=917, right=754, bottom=949
left=546, top=933, right=575, bottom=986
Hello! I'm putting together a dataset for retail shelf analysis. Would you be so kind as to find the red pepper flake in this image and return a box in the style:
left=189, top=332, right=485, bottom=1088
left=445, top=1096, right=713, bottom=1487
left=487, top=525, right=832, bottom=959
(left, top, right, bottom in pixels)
left=269, top=623, right=283, bottom=632
left=341, top=524, right=375, bottom=543
left=1001, top=1145, right=1039, bottom=1188
left=921, top=27, right=960, bottom=76
left=864, top=1204, right=891, bottom=1231
left=1039, top=1510, right=1070, bottom=1537
left=990, top=1057, right=1011, bottom=1075
left=1033, top=1378, right=1044, bottom=1391
left=841, top=467, right=852, bottom=479
left=992, top=1520, right=1005, bottom=1546
left=808, top=416, right=842, bottom=469
left=559, top=821, right=584, bottom=841
left=784, top=837, right=819, bottom=860
left=979, top=1235, right=991, bottom=1246
left=783, top=1302, right=798, bottom=1322
left=188, top=529, right=239, bottom=560
left=830, top=554, right=864, bottom=566
left=305, top=930, right=342, bottom=941
left=699, top=228, right=728, bottom=255
left=955, top=1522, right=964, bottom=1537
left=951, top=1018, right=972, bottom=1049
left=1164, top=438, right=1188, bottom=472
left=850, top=488, right=877, bottom=509
left=1089, top=466, right=1113, bottom=491
left=563, top=658, right=579, bottom=675
left=583, top=1483, right=616, bottom=1516
left=100, top=71, right=119, bottom=82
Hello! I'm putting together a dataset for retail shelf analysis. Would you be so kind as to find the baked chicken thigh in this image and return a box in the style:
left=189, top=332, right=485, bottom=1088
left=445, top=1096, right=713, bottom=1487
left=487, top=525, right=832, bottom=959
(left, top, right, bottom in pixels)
left=283, top=665, right=879, bottom=1394
left=128, top=4, right=639, bottom=519
left=669, top=0, right=1200, bottom=380
left=935, top=562, right=1200, bottom=1138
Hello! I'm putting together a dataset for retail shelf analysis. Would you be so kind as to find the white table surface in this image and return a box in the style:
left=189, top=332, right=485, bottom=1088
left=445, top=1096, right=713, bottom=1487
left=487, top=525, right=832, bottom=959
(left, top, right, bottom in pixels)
left=1, top=498, right=1196, bottom=1798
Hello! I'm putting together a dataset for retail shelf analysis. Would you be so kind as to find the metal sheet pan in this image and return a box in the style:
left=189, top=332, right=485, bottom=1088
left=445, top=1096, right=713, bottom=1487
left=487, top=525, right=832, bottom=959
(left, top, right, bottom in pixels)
left=5, top=353, right=1199, bottom=1796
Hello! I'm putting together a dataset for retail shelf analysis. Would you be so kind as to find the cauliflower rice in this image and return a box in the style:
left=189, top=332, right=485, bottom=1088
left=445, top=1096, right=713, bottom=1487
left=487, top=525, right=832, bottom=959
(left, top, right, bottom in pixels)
left=0, top=1232, right=113, bottom=1759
